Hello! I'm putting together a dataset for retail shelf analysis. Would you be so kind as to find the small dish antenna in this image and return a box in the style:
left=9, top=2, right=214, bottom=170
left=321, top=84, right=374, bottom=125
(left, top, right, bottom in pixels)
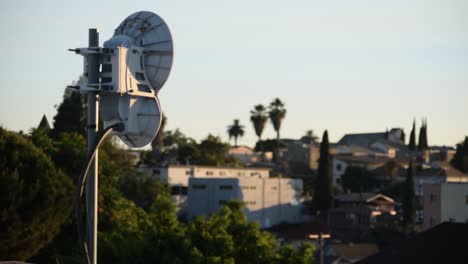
left=72, top=11, right=173, bottom=148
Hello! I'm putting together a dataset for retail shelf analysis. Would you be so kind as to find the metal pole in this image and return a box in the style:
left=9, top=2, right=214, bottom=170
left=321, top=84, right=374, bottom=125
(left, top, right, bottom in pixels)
left=87, top=28, right=99, bottom=264
left=319, top=233, right=323, bottom=264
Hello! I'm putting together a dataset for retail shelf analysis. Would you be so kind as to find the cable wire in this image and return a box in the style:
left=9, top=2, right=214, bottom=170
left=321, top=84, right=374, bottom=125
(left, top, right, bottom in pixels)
left=75, top=124, right=120, bottom=264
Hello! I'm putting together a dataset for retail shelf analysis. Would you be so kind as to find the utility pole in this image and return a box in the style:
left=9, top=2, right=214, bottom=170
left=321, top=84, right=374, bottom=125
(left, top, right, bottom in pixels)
left=86, top=28, right=99, bottom=264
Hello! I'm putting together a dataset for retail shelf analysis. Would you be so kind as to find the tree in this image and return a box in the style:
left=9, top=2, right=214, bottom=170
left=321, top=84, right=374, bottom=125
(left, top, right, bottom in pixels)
left=0, top=128, right=73, bottom=260
left=254, top=139, right=286, bottom=152
left=341, top=166, right=375, bottom=193
left=301, top=130, right=319, bottom=144
left=38, top=114, right=51, bottom=131
left=451, top=136, right=468, bottom=173
left=268, top=98, right=286, bottom=140
left=51, top=88, right=85, bottom=138
left=418, top=119, right=428, bottom=151
left=197, top=134, right=240, bottom=166
left=313, top=130, right=333, bottom=219
left=250, top=104, right=268, bottom=143
left=227, top=119, right=245, bottom=147
left=402, top=161, right=416, bottom=227
left=408, top=119, right=416, bottom=151
left=150, top=113, right=167, bottom=162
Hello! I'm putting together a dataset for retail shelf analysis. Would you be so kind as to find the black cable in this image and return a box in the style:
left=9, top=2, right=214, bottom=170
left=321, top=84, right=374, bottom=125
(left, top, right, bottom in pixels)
left=76, top=124, right=121, bottom=264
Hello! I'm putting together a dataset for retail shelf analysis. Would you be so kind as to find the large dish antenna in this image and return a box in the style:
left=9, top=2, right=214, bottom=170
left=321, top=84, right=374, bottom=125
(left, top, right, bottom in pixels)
left=105, top=11, right=173, bottom=94
left=74, top=11, right=173, bottom=148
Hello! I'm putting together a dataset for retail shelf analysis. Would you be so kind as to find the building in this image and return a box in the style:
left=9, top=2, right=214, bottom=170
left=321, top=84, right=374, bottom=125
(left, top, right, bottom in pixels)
left=228, top=145, right=259, bottom=165
left=422, top=183, right=468, bottom=230
left=187, top=177, right=307, bottom=228
left=329, top=193, right=397, bottom=241
left=332, top=155, right=390, bottom=186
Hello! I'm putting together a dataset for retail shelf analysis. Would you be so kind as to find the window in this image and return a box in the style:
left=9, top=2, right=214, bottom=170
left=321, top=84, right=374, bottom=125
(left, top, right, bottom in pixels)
left=219, top=185, right=233, bottom=190
left=206, top=171, right=214, bottom=176
left=238, top=172, right=246, bottom=177
left=192, top=184, right=206, bottom=190
left=336, top=164, right=342, bottom=171
left=430, top=193, right=438, bottom=204
left=251, top=172, right=259, bottom=176
left=250, top=186, right=256, bottom=190
left=152, top=169, right=161, bottom=175
left=219, top=200, right=227, bottom=205
left=185, top=170, right=190, bottom=175
left=171, top=186, right=188, bottom=195
left=219, top=171, right=226, bottom=176
left=271, top=186, right=278, bottom=190
left=244, top=201, right=256, bottom=206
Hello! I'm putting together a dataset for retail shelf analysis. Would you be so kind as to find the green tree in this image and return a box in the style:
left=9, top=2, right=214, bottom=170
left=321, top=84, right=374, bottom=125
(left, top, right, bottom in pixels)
left=402, top=161, right=416, bottom=227
left=150, top=113, right=167, bottom=162
left=0, top=128, right=73, bottom=260
left=51, top=88, right=85, bottom=138
left=197, top=134, right=240, bottom=166
left=268, top=98, right=286, bottom=140
left=227, top=119, right=245, bottom=147
left=408, top=119, right=416, bottom=151
left=341, top=166, right=375, bottom=192
left=418, top=119, right=428, bottom=151
left=250, top=104, right=268, bottom=143
left=254, top=139, right=286, bottom=152
left=313, top=130, right=333, bottom=219
left=301, top=130, right=319, bottom=144
left=451, top=136, right=468, bottom=173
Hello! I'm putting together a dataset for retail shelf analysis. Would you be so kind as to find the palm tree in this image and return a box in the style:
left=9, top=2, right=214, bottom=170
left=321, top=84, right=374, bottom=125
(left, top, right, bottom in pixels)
left=268, top=98, right=286, bottom=140
left=250, top=104, right=268, bottom=142
left=227, top=119, right=245, bottom=147
left=301, top=130, right=319, bottom=144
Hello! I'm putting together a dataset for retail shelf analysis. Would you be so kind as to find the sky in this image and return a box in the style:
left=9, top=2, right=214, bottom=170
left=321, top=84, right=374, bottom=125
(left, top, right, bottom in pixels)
left=0, top=0, right=467, bottom=148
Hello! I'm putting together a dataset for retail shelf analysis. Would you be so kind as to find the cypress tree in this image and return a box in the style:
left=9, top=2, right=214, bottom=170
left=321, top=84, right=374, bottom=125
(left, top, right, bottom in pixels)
left=313, top=130, right=333, bottom=219
left=408, top=120, right=416, bottom=151
left=402, top=161, right=416, bottom=227
left=418, top=119, right=428, bottom=151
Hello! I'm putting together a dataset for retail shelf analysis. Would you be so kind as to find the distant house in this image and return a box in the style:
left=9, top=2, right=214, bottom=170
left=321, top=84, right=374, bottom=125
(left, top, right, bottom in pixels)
left=423, top=182, right=468, bottom=230
left=228, top=145, right=257, bottom=165
left=329, top=193, right=397, bottom=241
left=358, top=222, right=468, bottom=264
left=337, top=128, right=405, bottom=148
left=283, top=140, right=320, bottom=176
left=332, top=155, right=391, bottom=186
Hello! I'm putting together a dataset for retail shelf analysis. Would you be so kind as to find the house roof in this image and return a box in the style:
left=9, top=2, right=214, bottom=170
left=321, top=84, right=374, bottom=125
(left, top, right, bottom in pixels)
left=331, top=243, right=379, bottom=262
left=357, top=222, right=468, bottom=264
left=335, top=193, right=395, bottom=203
left=415, top=162, right=467, bottom=179
left=338, top=133, right=386, bottom=147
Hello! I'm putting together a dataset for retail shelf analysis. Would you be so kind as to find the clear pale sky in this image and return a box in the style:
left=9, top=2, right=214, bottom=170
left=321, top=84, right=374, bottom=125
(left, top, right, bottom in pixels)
left=0, top=0, right=467, bottom=148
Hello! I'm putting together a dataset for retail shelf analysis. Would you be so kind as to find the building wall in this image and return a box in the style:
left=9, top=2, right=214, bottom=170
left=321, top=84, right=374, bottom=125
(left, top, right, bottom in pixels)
left=187, top=177, right=305, bottom=228
left=423, top=183, right=468, bottom=230
left=423, top=184, right=441, bottom=230
left=441, top=183, right=468, bottom=223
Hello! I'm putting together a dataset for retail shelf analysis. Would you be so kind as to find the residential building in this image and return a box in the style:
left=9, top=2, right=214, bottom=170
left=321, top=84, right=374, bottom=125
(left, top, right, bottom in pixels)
left=187, top=177, right=307, bottom=228
left=423, top=183, right=468, bottom=230
left=136, top=165, right=270, bottom=210
left=332, top=155, right=390, bottom=186
left=329, top=193, right=397, bottom=241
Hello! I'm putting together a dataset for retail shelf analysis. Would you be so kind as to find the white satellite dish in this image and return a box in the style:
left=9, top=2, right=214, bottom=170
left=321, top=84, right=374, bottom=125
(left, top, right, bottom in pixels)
left=91, top=11, right=174, bottom=148
left=105, top=11, right=173, bottom=93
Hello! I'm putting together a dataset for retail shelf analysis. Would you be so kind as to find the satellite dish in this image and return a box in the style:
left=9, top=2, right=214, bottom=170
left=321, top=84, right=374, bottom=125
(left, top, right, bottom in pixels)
left=94, top=11, right=173, bottom=148
left=105, top=11, right=173, bottom=94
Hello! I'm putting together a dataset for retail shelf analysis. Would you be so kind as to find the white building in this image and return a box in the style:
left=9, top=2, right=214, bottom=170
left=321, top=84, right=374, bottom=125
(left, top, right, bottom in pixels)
left=187, top=177, right=307, bottom=228
left=137, top=165, right=270, bottom=187
left=423, top=183, right=468, bottom=230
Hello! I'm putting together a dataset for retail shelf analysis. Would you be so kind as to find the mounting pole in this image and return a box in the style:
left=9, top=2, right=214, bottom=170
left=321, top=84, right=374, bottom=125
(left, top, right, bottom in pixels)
left=86, top=28, right=99, bottom=264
